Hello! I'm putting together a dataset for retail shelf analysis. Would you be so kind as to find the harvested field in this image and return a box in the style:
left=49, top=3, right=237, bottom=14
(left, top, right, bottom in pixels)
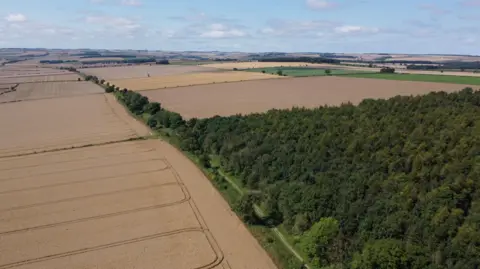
left=203, top=61, right=331, bottom=69
left=79, top=65, right=215, bottom=80
left=0, top=81, right=103, bottom=103
left=0, top=94, right=149, bottom=157
left=142, top=76, right=475, bottom=119
left=0, top=67, right=70, bottom=77
left=110, top=71, right=283, bottom=91
left=0, top=138, right=277, bottom=269
left=0, top=74, right=81, bottom=84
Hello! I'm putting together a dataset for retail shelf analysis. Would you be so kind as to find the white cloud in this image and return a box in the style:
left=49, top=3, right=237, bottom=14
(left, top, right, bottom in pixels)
left=334, top=25, right=379, bottom=34
left=121, top=0, right=142, bottom=6
left=306, top=0, right=336, bottom=10
left=85, top=16, right=140, bottom=30
left=200, top=24, right=246, bottom=38
left=5, top=13, right=27, bottom=23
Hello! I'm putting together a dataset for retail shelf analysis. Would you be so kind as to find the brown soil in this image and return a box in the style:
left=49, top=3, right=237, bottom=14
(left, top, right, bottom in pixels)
left=142, top=76, right=475, bottom=119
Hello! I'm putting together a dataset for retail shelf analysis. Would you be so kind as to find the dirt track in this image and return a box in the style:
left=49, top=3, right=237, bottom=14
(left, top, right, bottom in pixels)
left=142, top=76, right=475, bottom=119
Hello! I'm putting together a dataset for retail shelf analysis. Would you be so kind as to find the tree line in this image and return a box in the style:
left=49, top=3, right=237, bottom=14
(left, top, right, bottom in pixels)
left=108, top=83, right=479, bottom=269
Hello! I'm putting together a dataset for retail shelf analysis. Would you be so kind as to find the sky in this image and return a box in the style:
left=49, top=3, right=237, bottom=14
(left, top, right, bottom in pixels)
left=0, top=0, right=479, bottom=54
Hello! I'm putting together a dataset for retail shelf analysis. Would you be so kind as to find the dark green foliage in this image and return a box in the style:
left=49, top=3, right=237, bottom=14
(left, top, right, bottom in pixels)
left=277, top=70, right=283, bottom=76
left=325, top=69, right=332, bottom=75
left=177, top=88, right=480, bottom=268
left=116, top=90, right=149, bottom=115
left=234, top=194, right=258, bottom=224
left=144, top=102, right=161, bottom=115
left=380, top=67, right=395, bottom=73
left=105, top=86, right=114, bottom=93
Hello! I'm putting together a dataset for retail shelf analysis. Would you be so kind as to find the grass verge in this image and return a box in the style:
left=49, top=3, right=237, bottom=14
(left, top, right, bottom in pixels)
left=342, top=72, right=480, bottom=85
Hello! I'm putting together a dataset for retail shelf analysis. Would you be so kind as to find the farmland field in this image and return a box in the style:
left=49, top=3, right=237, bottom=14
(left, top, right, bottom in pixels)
left=0, top=139, right=277, bottom=269
left=79, top=65, right=216, bottom=80
left=142, top=76, right=474, bottom=119
left=246, top=67, right=370, bottom=77
left=0, top=74, right=81, bottom=84
left=0, top=81, right=103, bottom=103
left=0, top=94, right=148, bottom=157
left=110, top=71, right=282, bottom=91
left=203, top=61, right=334, bottom=69
left=343, top=72, right=480, bottom=85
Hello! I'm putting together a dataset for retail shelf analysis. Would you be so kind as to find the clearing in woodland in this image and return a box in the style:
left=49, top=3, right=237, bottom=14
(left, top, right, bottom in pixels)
left=142, top=76, right=475, bottom=119
left=109, top=71, right=282, bottom=91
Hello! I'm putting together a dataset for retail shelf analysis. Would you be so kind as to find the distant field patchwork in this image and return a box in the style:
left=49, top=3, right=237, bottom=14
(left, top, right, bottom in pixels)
left=109, top=71, right=282, bottom=91
left=246, top=67, right=370, bottom=77
left=79, top=65, right=216, bottom=80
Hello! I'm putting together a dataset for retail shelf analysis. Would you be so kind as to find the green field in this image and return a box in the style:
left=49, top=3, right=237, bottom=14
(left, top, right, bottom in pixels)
left=343, top=72, right=480, bottom=85
left=245, top=67, right=369, bottom=77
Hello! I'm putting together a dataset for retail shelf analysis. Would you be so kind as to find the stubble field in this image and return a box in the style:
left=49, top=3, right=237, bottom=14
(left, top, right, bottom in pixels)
left=79, top=65, right=217, bottom=80
left=110, top=71, right=283, bottom=91
left=142, top=76, right=474, bottom=119
left=0, top=82, right=103, bottom=103
left=0, top=74, right=81, bottom=84
left=0, top=94, right=149, bottom=157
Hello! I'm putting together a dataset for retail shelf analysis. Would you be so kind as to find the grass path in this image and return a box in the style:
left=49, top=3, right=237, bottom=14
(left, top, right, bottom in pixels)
left=217, top=169, right=310, bottom=268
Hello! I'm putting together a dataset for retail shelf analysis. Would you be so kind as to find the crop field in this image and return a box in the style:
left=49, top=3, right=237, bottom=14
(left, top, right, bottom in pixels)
left=0, top=94, right=149, bottom=157
left=0, top=139, right=277, bottom=268
left=203, top=61, right=333, bottom=69
left=343, top=72, right=480, bottom=85
left=0, top=67, right=70, bottom=77
left=0, top=74, right=81, bottom=84
left=142, top=76, right=474, bottom=119
left=110, top=71, right=283, bottom=91
left=0, top=81, right=103, bottom=103
left=79, top=65, right=216, bottom=80
left=246, top=67, right=370, bottom=77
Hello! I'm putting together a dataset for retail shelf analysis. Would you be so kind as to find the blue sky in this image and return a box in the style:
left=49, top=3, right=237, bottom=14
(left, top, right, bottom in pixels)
left=0, top=0, right=479, bottom=54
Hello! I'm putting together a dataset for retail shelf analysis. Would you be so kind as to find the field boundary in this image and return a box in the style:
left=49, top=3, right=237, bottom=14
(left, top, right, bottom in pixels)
left=109, top=89, right=306, bottom=269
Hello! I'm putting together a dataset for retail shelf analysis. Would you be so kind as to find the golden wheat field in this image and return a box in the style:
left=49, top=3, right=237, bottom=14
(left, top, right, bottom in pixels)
left=109, top=71, right=283, bottom=91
